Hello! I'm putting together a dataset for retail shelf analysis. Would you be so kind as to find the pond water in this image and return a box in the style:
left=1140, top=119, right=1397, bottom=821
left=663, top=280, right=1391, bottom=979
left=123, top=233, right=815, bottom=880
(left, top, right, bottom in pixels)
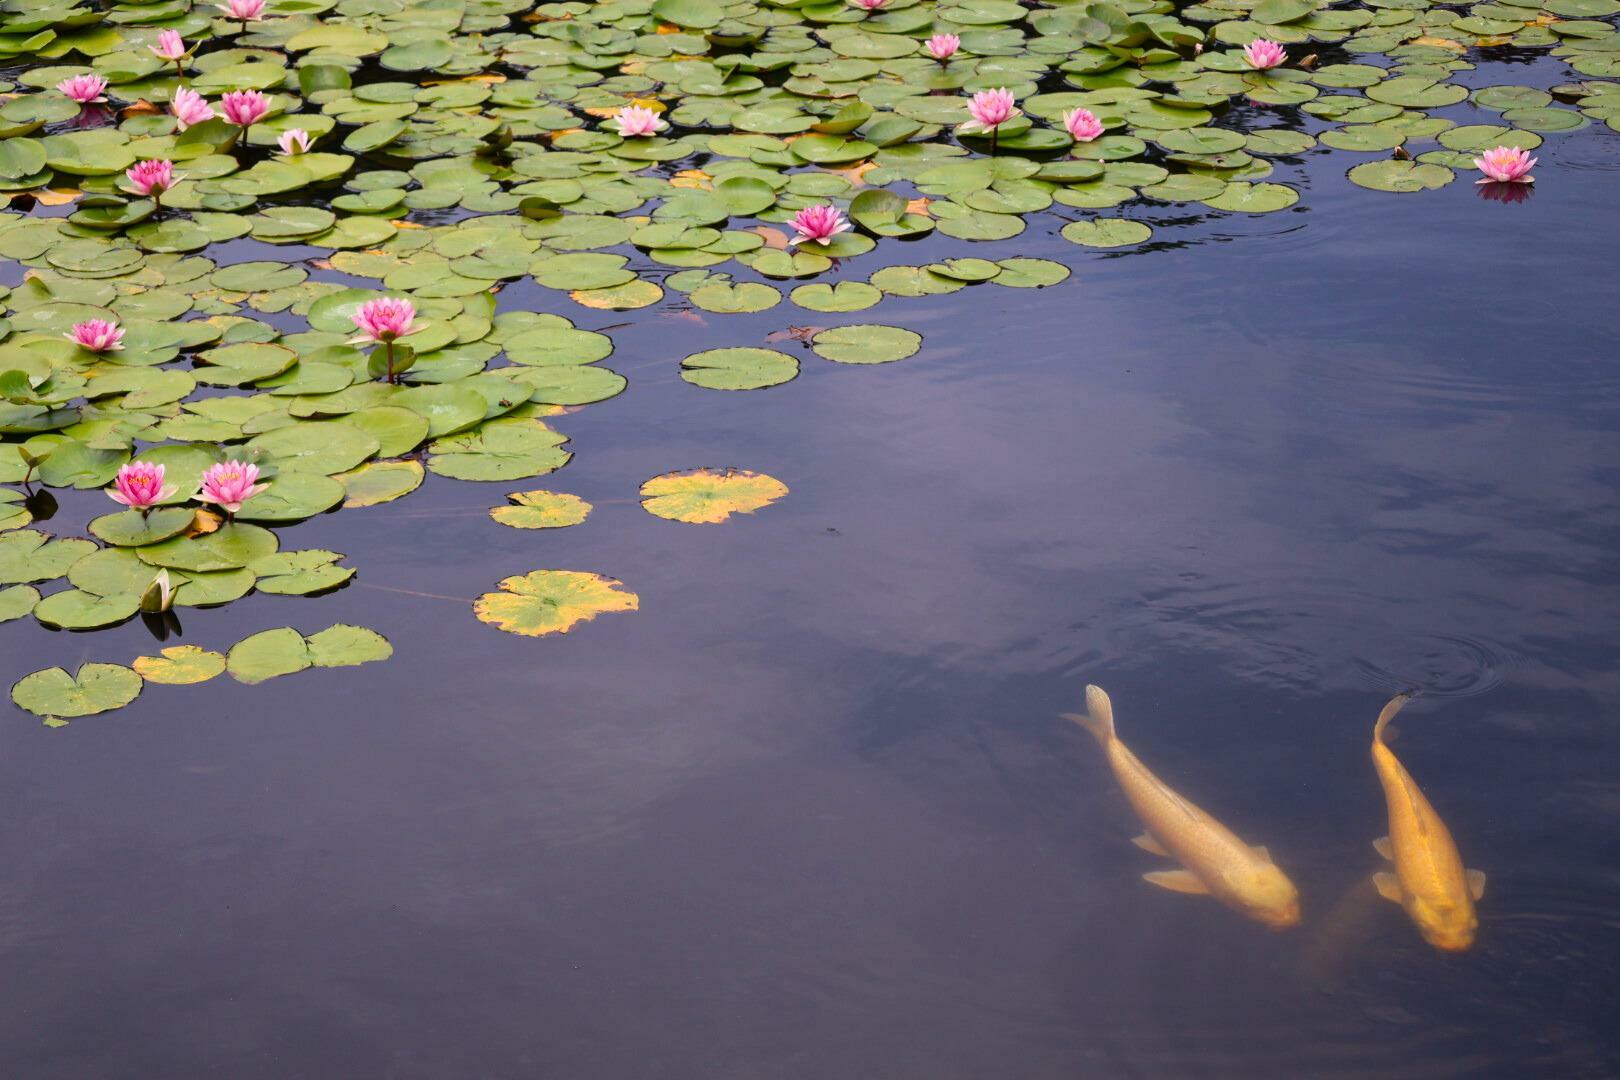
left=4, top=2, right=1620, bottom=1076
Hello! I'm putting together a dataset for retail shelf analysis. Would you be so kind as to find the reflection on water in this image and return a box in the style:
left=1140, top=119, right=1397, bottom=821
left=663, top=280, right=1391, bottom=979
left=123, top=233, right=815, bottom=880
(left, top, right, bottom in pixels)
left=4, top=61, right=1620, bottom=1080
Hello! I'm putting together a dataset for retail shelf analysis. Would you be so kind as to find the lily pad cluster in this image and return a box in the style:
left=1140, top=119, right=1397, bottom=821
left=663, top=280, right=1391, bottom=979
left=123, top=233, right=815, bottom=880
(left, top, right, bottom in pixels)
left=4, top=0, right=1619, bottom=721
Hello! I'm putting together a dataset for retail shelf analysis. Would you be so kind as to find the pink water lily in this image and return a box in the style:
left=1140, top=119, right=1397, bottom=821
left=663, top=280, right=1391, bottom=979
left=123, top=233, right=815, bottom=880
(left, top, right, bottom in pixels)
left=1243, top=38, right=1286, bottom=70
left=963, top=88, right=1020, bottom=132
left=218, top=0, right=265, bottom=20
left=277, top=128, right=313, bottom=155
left=1064, top=107, right=1105, bottom=143
left=66, top=319, right=124, bottom=353
left=851, top=0, right=887, bottom=8
left=125, top=159, right=177, bottom=201
left=107, top=462, right=178, bottom=513
left=57, top=74, right=107, bottom=104
left=198, top=461, right=268, bottom=516
left=149, top=30, right=186, bottom=61
left=926, top=34, right=960, bottom=61
left=1474, top=145, right=1536, bottom=184
left=613, top=105, right=665, bottom=138
left=350, top=297, right=421, bottom=344
left=221, top=89, right=271, bottom=127
left=788, top=203, right=851, bottom=246
left=171, top=87, right=215, bottom=130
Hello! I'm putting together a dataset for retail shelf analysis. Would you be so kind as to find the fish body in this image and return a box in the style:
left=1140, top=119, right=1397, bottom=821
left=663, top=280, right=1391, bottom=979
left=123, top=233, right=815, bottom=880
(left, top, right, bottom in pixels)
left=1370, top=694, right=1484, bottom=952
left=1067, top=685, right=1301, bottom=929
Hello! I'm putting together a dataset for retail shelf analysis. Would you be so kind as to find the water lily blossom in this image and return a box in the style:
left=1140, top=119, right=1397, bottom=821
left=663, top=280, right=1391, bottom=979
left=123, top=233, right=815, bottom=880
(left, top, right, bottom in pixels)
left=1474, top=145, right=1536, bottom=184
left=962, top=88, right=1020, bottom=133
left=1243, top=38, right=1286, bottom=70
left=221, top=89, right=271, bottom=128
left=613, top=105, right=665, bottom=138
left=125, top=159, right=177, bottom=203
left=57, top=74, right=107, bottom=104
left=149, top=30, right=187, bottom=61
left=851, top=0, right=887, bottom=9
left=350, top=297, right=421, bottom=344
left=787, top=203, right=851, bottom=246
left=171, top=87, right=215, bottom=131
left=66, top=319, right=125, bottom=353
left=277, top=128, right=313, bottom=155
left=218, top=0, right=265, bottom=21
left=107, top=462, right=177, bottom=514
left=1064, top=108, right=1105, bottom=143
left=926, top=34, right=960, bottom=62
left=198, top=461, right=268, bottom=517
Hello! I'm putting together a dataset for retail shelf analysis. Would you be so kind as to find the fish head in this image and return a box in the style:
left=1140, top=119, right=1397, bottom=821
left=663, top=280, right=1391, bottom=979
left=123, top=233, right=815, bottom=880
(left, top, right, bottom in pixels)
left=1244, top=864, right=1302, bottom=930
left=1411, top=896, right=1478, bottom=952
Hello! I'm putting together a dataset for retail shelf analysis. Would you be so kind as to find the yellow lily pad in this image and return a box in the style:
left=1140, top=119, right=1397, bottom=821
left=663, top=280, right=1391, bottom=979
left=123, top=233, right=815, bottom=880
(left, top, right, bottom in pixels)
left=490, top=490, right=592, bottom=529
left=132, top=645, right=227, bottom=686
left=639, top=468, right=788, bottom=524
left=474, top=570, right=639, bottom=637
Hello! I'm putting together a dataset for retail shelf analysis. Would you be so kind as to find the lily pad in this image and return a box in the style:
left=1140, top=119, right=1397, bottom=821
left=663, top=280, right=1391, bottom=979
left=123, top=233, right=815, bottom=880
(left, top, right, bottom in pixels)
left=132, top=646, right=227, bottom=686
left=12, top=663, right=142, bottom=720
left=810, top=325, right=923, bottom=365
left=639, top=469, right=789, bottom=524
left=474, top=571, right=640, bottom=637
left=680, top=347, right=799, bottom=391
left=491, top=490, right=593, bottom=530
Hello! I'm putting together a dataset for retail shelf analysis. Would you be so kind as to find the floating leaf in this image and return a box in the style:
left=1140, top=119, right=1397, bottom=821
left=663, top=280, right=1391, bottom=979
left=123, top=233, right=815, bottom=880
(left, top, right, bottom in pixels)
left=339, top=460, right=425, bottom=508
left=639, top=469, right=788, bottom=524
left=1061, top=219, right=1153, bottom=248
left=680, top=347, right=799, bottom=391
left=12, top=663, right=142, bottom=720
left=810, top=325, right=922, bottom=365
left=132, top=646, right=226, bottom=686
left=474, top=571, right=640, bottom=637
left=491, top=490, right=592, bottom=530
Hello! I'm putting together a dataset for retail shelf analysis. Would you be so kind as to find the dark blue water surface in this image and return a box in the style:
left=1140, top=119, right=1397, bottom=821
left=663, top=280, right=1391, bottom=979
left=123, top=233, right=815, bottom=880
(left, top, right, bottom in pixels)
left=5, top=74, right=1620, bottom=1079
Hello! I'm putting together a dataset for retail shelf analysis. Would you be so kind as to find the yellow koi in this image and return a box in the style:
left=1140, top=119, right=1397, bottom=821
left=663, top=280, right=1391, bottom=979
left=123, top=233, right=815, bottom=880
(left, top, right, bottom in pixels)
left=1066, top=686, right=1301, bottom=929
left=1370, top=693, right=1485, bottom=952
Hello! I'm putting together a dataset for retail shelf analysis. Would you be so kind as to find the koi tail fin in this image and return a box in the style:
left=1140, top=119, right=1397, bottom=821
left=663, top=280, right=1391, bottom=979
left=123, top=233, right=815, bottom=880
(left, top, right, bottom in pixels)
left=1373, top=692, right=1412, bottom=745
left=1063, top=684, right=1116, bottom=744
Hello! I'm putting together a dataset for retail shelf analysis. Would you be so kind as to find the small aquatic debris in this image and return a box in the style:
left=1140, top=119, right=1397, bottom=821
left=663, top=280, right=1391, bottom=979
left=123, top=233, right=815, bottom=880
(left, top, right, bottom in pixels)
left=56, top=74, right=107, bottom=104
left=198, top=462, right=268, bottom=519
left=1064, top=108, right=1105, bottom=144
left=1369, top=694, right=1485, bottom=952
left=277, top=129, right=313, bottom=156
left=963, top=88, right=1020, bottom=133
left=1474, top=146, right=1537, bottom=185
left=1243, top=39, right=1287, bottom=71
left=66, top=319, right=124, bottom=353
left=1298, top=53, right=1319, bottom=71
left=927, top=34, right=960, bottom=62
left=788, top=204, right=851, bottom=247
left=612, top=105, right=665, bottom=138
left=1392, top=146, right=1413, bottom=161
left=107, top=463, right=177, bottom=513
left=170, top=86, right=214, bottom=130
left=1065, top=686, right=1302, bottom=929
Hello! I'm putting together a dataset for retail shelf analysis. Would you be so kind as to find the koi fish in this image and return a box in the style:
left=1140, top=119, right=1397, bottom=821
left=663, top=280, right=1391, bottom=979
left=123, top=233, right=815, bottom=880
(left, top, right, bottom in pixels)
left=1066, top=685, right=1301, bottom=929
left=1370, top=693, right=1484, bottom=951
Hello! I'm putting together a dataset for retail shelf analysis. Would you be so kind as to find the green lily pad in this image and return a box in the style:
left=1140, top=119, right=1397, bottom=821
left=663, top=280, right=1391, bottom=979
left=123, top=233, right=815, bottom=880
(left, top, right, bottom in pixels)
left=1061, top=218, right=1153, bottom=247
left=680, top=347, right=799, bottom=391
left=12, top=663, right=142, bottom=720
left=810, top=325, right=923, bottom=365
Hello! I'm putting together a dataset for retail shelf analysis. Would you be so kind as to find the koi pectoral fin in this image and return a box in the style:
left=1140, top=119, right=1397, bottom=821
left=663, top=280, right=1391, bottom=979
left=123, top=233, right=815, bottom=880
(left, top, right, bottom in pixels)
left=1144, top=870, right=1210, bottom=895
left=1373, top=836, right=1393, bottom=860
left=1250, top=845, right=1272, bottom=863
left=1372, top=871, right=1403, bottom=903
left=1132, top=833, right=1171, bottom=857
left=1467, top=869, right=1486, bottom=901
